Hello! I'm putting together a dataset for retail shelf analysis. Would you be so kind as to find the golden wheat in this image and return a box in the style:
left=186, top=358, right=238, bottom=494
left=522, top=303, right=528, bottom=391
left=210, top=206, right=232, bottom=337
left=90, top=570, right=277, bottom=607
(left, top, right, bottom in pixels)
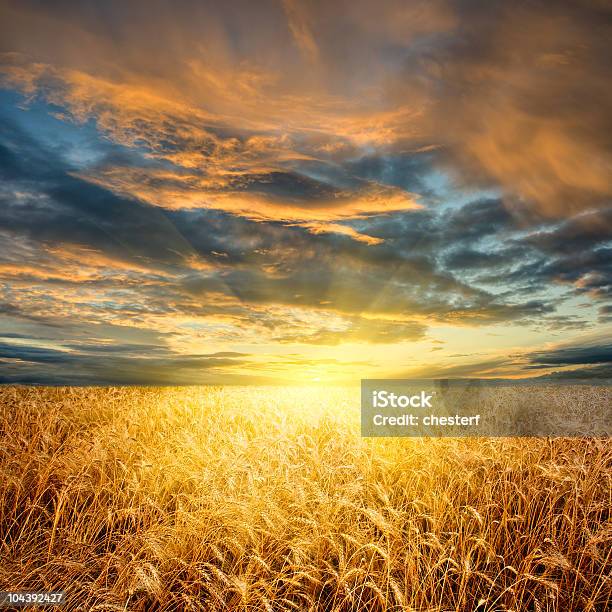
left=0, top=386, right=610, bottom=611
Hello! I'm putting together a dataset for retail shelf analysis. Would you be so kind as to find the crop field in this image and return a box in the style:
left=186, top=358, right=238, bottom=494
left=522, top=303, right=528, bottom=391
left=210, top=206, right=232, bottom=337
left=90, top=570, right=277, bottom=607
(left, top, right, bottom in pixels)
left=0, top=386, right=610, bottom=611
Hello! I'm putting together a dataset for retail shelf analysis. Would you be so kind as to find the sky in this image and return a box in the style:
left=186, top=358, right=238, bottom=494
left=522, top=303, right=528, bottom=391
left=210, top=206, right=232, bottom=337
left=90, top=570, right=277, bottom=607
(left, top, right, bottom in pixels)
left=0, top=0, right=610, bottom=385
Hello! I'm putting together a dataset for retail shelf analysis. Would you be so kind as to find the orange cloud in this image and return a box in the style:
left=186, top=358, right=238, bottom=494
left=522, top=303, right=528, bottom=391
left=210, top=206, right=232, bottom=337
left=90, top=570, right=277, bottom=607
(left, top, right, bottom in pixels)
left=77, top=164, right=419, bottom=218
left=2, top=0, right=610, bottom=222
left=282, top=0, right=320, bottom=64
left=1, top=57, right=421, bottom=242
left=390, top=2, right=612, bottom=217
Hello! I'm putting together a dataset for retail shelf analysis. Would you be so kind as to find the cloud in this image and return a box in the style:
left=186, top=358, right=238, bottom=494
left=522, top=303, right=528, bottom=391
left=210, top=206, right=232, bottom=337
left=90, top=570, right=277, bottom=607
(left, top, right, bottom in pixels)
left=391, top=0, right=612, bottom=216
left=0, top=117, right=567, bottom=339
left=0, top=0, right=610, bottom=384
left=523, top=336, right=612, bottom=381
left=282, top=0, right=320, bottom=63
left=521, top=209, right=612, bottom=255
left=399, top=356, right=512, bottom=379
left=528, top=342, right=612, bottom=367
left=2, top=0, right=611, bottom=224
left=272, top=316, right=427, bottom=345
left=0, top=57, right=421, bottom=243
left=0, top=339, right=261, bottom=385
left=504, top=209, right=612, bottom=301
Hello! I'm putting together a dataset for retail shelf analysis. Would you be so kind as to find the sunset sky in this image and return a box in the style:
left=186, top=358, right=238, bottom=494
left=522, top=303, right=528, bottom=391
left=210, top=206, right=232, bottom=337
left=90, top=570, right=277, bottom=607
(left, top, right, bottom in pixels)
left=0, top=0, right=610, bottom=385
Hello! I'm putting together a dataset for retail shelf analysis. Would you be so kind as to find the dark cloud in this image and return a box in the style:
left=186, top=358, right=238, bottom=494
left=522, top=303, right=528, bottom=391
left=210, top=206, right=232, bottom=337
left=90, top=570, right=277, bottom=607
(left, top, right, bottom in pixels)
left=444, top=198, right=516, bottom=241
left=599, top=304, right=612, bottom=324
left=519, top=336, right=612, bottom=381
left=443, top=248, right=512, bottom=271
left=0, top=340, right=256, bottom=385
left=521, top=209, right=612, bottom=254
left=242, top=171, right=346, bottom=205
left=345, top=151, right=436, bottom=195
left=505, top=246, right=612, bottom=301
left=533, top=364, right=612, bottom=382
left=0, top=117, right=196, bottom=268
left=528, top=343, right=612, bottom=367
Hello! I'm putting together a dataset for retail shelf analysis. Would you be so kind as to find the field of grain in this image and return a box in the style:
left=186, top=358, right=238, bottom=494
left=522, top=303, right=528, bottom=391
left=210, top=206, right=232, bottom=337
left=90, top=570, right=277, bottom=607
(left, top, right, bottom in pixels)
left=0, top=386, right=610, bottom=611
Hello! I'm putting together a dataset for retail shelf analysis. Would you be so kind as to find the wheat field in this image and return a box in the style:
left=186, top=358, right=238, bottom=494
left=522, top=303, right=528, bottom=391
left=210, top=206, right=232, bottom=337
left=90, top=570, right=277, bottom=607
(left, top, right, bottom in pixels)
left=0, top=386, right=610, bottom=611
